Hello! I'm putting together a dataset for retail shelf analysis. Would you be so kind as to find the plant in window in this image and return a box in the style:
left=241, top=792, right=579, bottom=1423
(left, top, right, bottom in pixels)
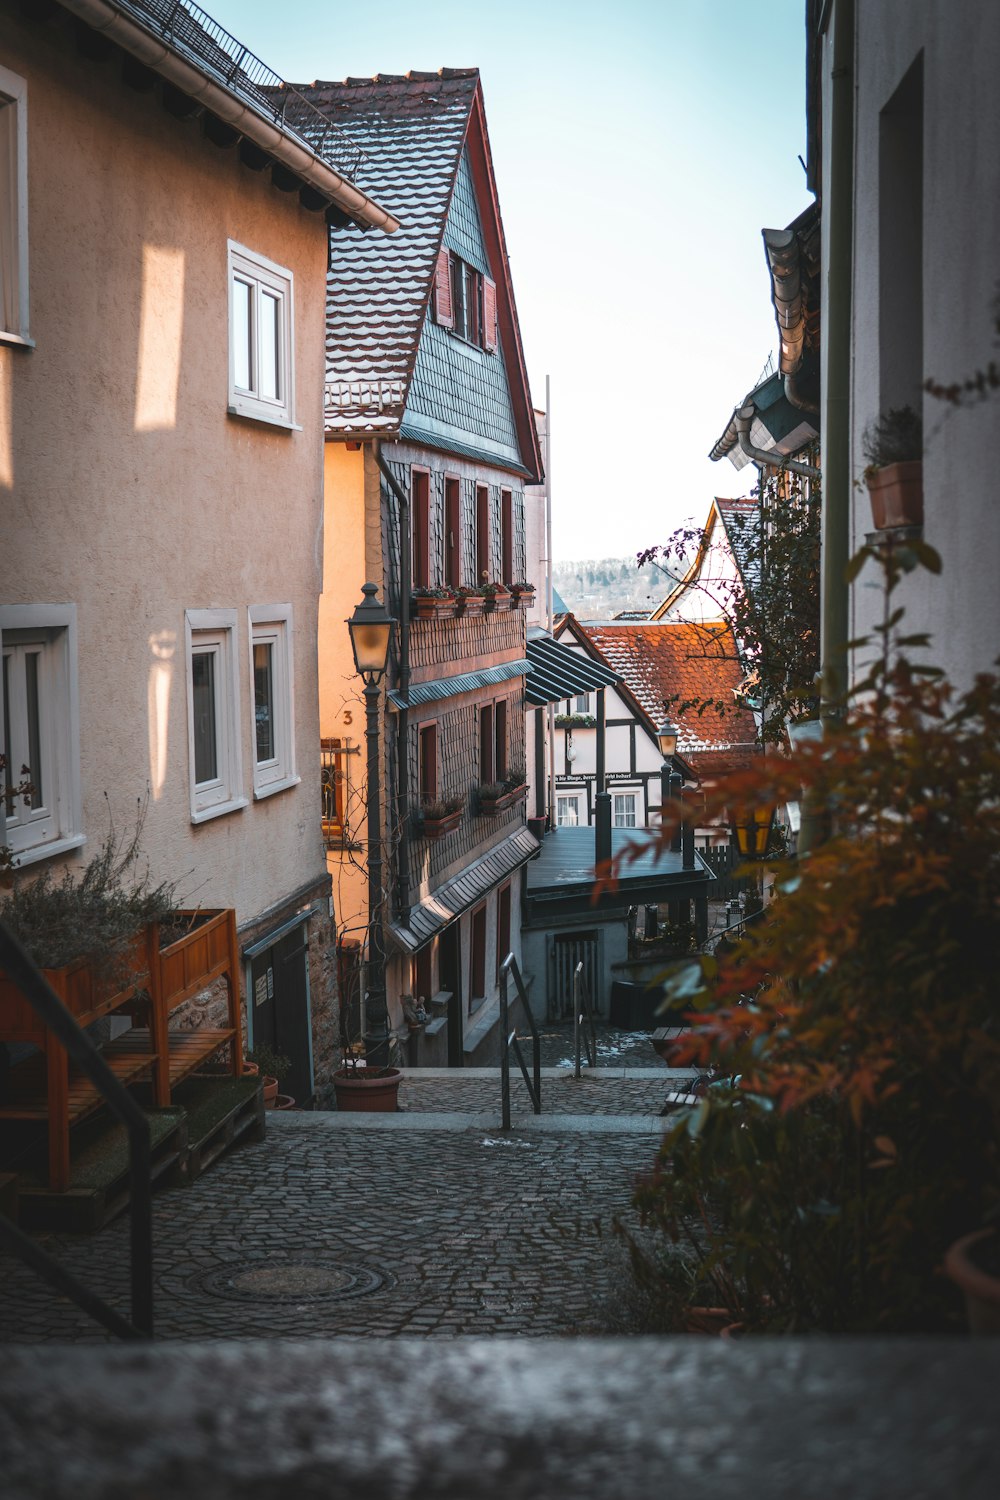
left=0, top=754, right=33, bottom=877
left=411, top=585, right=457, bottom=619
left=477, top=765, right=527, bottom=812
left=861, top=405, right=924, bottom=530
left=554, top=713, right=596, bottom=730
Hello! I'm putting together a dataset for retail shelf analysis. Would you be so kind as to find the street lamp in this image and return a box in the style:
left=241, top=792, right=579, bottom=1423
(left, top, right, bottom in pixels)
left=657, top=720, right=682, bottom=853
left=656, top=719, right=679, bottom=761
left=346, top=582, right=396, bottom=1069
left=731, top=804, right=776, bottom=860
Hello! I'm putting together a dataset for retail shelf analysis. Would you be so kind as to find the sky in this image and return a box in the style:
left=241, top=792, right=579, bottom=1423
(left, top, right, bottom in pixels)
left=206, top=0, right=811, bottom=562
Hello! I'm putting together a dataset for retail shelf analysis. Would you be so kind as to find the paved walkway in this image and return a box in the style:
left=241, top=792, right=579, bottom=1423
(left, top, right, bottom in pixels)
left=0, top=1037, right=686, bottom=1345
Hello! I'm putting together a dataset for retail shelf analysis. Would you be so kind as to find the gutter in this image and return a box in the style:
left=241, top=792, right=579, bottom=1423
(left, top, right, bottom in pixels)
left=58, top=0, right=399, bottom=232
left=735, top=407, right=822, bottom=480
left=762, top=227, right=820, bottom=416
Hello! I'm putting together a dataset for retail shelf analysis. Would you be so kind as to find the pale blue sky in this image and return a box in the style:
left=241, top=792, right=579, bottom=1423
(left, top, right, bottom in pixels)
left=206, top=0, right=811, bottom=560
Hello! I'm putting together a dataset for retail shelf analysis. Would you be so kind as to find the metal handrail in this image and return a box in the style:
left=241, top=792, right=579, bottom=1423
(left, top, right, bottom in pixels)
left=499, top=953, right=541, bottom=1129
left=0, top=922, right=153, bottom=1339
left=572, top=961, right=597, bottom=1078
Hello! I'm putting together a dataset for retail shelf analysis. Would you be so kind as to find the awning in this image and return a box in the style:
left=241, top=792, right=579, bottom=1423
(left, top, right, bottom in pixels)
left=388, top=658, right=530, bottom=711
left=388, top=827, right=538, bottom=953
left=525, top=630, right=619, bottom=707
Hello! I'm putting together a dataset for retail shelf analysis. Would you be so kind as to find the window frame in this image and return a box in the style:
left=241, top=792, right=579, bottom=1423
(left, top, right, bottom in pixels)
left=411, top=465, right=431, bottom=589
left=185, top=608, right=246, bottom=824
left=248, top=603, right=298, bottom=799
left=475, top=484, right=491, bottom=584
left=443, top=474, right=462, bottom=589
left=0, top=605, right=82, bottom=865
left=0, top=63, right=30, bottom=347
left=500, top=488, right=514, bottom=585
left=418, top=721, right=439, bottom=806
left=479, top=702, right=495, bottom=786
left=469, top=902, right=488, bottom=1013
left=495, top=698, right=508, bottom=782
left=556, top=793, right=581, bottom=828
left=226, top=240, right=296, bottom=430
left=613, top=791, right=638, bottom=828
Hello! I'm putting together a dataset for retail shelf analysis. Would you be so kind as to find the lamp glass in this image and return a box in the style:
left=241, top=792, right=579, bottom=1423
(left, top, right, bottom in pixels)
left=657, top=720, right=679, bottom=759
left=347, top=583, right=394, bottom=682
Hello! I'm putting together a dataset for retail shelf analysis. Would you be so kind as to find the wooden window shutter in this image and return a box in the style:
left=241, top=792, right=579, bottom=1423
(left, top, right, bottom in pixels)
left=482, top=276, right=498, bottom=351
left=434, top=248, right=454, bottom=328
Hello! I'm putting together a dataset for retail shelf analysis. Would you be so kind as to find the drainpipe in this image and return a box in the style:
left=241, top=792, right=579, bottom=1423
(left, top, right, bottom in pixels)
left=372, top=445, right=411, bottom=923
left=736, top=407, right=822, bottom=480
left=595, top=688, right=606, bottom=796
left=820, top=0, right=854, bottom=723
left=544, top=376, right=556, bottom=829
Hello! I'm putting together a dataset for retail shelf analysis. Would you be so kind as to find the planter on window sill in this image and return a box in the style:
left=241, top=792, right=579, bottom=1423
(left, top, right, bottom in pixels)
left=480, top=587, right=512, bottom=613
left=455, top=590, right=486, bottom=617
left=420, top=809, right=463, bottom=840
left=865, top=460, right=923, bottom=531
left=477, top=783, right=528, bottom=815
left=510, top=584, right=536, bottom=608
left=411, top=592, right=456, bottom=620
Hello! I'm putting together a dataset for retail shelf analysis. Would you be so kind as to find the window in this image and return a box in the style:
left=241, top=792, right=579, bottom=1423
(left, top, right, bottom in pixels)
left=613, top=792, right=637, bottom=828
left=469, top=903, right=487, bottom=1011
left=479, top=703, right=495, bottom=786
left=227, top=241, right=295, bottom=428
left=476, top=485, right=491, bottom=583
left=0, top=605, right=82, bottom=864
left=443, top=476, right=461, bottom=588
left=495, top=699, right=508, bottom=781
left=496, top=882, right=511, bottom=981
left=249, top=605, right=296, bottom=797
left=574, top=694, right=589, bottom=714
left=414, top=944, right=434, bottom=1004
left=321, top=737, right=354, bottom=847
left=557, top=794, right=580, bottom=827
left=185, top=609, right=245, bottom=822
left=418, top=723, right=438, bottom=805
left=412, top=468, right=430, bottom=588
left=0, top=65, right=29, bottom=345
left=432, top=247, right=497, bottom=352
left=500, top=489, right=513, bottom=585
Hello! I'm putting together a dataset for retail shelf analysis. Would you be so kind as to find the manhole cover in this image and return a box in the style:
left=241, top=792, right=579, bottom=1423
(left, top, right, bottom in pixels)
left=192, top=1258, right=390, bottom=1304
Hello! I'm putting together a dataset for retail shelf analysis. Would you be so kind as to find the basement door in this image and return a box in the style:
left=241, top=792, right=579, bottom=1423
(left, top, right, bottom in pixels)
left=548, top=931, right=600, bottom=1022
left=250, top=925, right=313, bottom=1105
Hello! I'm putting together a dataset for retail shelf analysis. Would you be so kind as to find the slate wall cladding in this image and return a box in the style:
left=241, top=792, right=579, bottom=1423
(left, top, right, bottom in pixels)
left=400, top=687, right=527, bottom=894
left=379, top=443, right=526, bottom=614
left=406, top=151, right=521, bottom=463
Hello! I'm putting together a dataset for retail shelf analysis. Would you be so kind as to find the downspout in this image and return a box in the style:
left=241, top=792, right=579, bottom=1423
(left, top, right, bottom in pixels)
left=373, top=444, right=411, bottom=923
left=544, top=375, right=556, bottom=829
left=820, top=0, right=854, bottom=722
left=736, top=407, right=822, bottom=480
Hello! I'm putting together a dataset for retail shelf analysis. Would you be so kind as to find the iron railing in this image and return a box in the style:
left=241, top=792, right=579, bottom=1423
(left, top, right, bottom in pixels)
left=0, top=922, right=153, bottom=1339
left=115, top=0, right=368, bottom=179
left=572, top=960, right=597, bottom=1078
left=499, top=953, right=540, bottom=1129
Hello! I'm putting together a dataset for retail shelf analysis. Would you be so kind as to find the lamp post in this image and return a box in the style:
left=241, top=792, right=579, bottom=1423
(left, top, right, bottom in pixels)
left=346, top=582, right=396, bottom=1069
left=657, top=720, right=681, bottom=853
left=730, top=804, right=776, bottom=861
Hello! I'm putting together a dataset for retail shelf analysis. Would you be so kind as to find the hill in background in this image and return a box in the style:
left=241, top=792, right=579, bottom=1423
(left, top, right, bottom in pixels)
left=552, top=556, right=682, bottom=621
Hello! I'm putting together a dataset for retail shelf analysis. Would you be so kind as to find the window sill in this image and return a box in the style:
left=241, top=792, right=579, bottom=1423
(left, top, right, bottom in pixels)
left=227, top=401, right=302, bottom=432
left=253, top=773, right=301, bottom=801
left=9, top=832, right=86, bottom=868
left=0, top=330, right=35, bottom=350
left=191, top=795, right=249, bottom=825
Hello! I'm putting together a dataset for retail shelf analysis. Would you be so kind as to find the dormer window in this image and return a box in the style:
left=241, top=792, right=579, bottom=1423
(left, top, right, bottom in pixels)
left=433, top=248, right=497, bottom=352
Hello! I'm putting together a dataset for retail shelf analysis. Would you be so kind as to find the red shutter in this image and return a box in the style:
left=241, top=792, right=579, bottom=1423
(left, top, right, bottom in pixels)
left=482, top=276, right=497, bottom=351
left=434, top=248, right=454, bottom=328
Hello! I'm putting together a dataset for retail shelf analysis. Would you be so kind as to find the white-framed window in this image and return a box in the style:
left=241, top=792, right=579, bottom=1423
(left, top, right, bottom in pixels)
left=613, top=792, right=637, bottom=828
left=0, top=63, right=30, bottom=345
left=185, top=609, right=246, bottom=823
left=0, top=605, right=82, bottom=864
left=557, top=793, right=581, bottom=827
left=227, top=241, right=295, bottom=428
left=574, top=694, right=589, bottom=714
left=248, top=604, right=297, bottom=798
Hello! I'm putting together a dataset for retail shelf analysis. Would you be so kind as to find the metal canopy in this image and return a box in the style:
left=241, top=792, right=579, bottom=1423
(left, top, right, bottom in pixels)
left=389, top=827, right=538, bottom=953
left=525, top=631, right=619, bottom=707
left=388, top=658, right=530, bottom=711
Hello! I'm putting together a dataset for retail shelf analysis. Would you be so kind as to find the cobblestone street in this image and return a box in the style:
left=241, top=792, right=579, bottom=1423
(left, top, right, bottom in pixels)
left=0, top=1042, right=678, bottom=1345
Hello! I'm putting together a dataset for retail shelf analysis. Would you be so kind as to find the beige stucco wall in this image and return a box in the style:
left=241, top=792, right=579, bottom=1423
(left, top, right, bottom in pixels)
left=0, top=12, right=329, bottom=928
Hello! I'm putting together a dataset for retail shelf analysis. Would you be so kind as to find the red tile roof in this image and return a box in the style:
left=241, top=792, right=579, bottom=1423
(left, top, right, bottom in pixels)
left=580, top=619, right=760, bottom=779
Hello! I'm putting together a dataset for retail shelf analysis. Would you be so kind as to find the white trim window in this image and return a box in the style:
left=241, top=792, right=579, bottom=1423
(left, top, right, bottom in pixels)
left=185, top=609, right=246, bottom=823
left=556, top=793, right=581, bottom=828
left=613, top=792, right=638, bottom=828
left=0, top=63, right=30, bottom=345
left=248, top=604, right=298, bottom=798
left=227, top=240, right=295, bottom=428
left=0, top=605, right=83, bottom=864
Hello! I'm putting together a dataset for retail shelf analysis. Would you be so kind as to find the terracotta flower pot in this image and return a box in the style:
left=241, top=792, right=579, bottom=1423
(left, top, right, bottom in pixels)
left=866, top=460, right=923, bottom=529
left=262, top=1075, right=279, bottom=1108
left=944, top=1228, right=1000, bottom=1336
left=333, top=1065, right=403, bottom=1113
left=273, top=1094, right=296, bottom=1110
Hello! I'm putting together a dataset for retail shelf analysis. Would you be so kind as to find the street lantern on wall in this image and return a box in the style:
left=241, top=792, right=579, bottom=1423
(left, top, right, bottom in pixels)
left=731, top=804, right=776, bottom=860
left=345, top=582, right=396, bottom=1068
left=657, top=719, right=679, bottom=761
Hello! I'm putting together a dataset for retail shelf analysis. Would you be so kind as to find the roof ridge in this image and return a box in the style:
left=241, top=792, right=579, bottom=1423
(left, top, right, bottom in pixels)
left=305, top=68, right=480, bottom=88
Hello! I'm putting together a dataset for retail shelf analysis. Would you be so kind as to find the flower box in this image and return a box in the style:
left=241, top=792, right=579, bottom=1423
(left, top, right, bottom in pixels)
left=455, top=591, right=486, bottom=617
left=411, top=593, right=456, bottom=620
left=420, top=808, right=463, bottom=840
left=478, top=783, right=528, bottom=815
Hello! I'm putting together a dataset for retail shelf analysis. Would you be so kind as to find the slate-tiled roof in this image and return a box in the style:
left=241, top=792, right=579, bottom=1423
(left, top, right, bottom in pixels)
left=579, top=621, right=760, bottom=777
left=715, top=496, right=761, bottom=598
left=291, top=70, right=479, bottom=433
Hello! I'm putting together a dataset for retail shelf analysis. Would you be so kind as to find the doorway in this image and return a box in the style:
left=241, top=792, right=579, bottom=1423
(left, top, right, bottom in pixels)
left=438, top=922, right=463, bottom=1067
left=249, top=922, right=313, bottom=1105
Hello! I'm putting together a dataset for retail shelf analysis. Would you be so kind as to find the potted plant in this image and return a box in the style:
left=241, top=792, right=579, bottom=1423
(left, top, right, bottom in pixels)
left=862, top=404, right=924, bottom=529
left=510, top=580, right=536, bottom=607
left=479, top=579, right=511, bottom=612
left=455, top=585, right=486, bottom=617
left=247, top=1043, right=291, bottom=1109
left=411, top=585, right=456, bottom=620
left=418, top=794, right=464, bottom=840
left=554, top=712, right=596, bottom=730
left=477, top=765, right=528, bottom=815
left=332, top=1040, right=402, bottom=1112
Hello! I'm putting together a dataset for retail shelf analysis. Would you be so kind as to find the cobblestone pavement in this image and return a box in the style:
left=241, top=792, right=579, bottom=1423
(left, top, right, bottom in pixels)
left=521, top=1022, right=669, bottom=1071
left=0, top=1111, right=666, bottom=1346
left=399, top=1070, right=672, bottom=1115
